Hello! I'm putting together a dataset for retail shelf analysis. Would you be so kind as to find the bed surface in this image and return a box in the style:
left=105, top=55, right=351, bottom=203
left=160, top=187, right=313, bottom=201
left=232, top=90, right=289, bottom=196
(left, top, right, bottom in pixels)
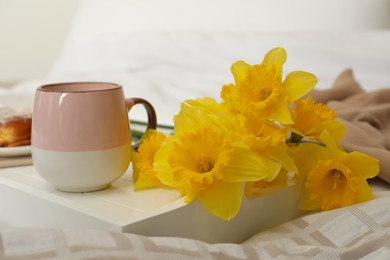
left=1, top=0, right=390, bottom=259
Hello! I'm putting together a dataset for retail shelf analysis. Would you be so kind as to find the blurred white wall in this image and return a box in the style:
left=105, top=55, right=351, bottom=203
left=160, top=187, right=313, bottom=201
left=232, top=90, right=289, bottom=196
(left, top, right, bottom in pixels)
left=0, top=0, right=79, bottom=85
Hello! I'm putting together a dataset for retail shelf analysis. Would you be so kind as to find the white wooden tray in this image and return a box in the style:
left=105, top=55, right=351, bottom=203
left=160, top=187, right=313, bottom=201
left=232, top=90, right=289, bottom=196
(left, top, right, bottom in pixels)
left=0, top=165, right=303, bottom=243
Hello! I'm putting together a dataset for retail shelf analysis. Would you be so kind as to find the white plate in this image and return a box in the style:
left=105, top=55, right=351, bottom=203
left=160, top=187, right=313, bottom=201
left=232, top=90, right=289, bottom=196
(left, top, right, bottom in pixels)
left=0, top=145, right=31, bottom=157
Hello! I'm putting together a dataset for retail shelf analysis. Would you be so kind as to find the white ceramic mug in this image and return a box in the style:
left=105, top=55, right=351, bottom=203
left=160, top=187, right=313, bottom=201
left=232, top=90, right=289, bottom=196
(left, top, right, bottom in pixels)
left=32, top=82, right=157, bottom=192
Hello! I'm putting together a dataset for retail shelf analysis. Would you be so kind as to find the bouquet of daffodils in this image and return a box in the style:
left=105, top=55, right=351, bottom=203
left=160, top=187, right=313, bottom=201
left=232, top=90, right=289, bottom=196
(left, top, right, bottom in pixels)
left=131, top=48, right=379, bottom=221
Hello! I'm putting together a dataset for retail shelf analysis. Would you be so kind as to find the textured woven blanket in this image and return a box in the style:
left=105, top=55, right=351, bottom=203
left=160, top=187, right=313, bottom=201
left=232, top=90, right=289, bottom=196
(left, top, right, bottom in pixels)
left=1, top=186, right=390, bottom=259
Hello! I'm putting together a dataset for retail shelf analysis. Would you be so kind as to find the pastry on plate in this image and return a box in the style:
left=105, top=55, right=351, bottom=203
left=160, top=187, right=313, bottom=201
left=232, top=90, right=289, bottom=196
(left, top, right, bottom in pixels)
left=0, top=107, right=32, bottom=147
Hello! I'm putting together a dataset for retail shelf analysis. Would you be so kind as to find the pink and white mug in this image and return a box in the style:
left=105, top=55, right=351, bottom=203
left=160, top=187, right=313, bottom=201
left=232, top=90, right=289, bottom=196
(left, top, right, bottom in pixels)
left=32, top=82, right=157, bottom=192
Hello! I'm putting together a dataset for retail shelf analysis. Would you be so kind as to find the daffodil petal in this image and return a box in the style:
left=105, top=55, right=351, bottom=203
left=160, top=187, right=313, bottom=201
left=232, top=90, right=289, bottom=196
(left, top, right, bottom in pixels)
left=186, top=97, right=221, bottom=112
left=154, top=136, right=179, bottom=188
left=292, top=142, right=324, bottom=176
left=231, top=60, right=251, bottom=84
left=262, top=47, right=287, bottom=75
left=265, top=146, right=298, bottom=174
left=131, top=149, right=140, bottom=182
left=311, top=120, right=346, bottom=141
left=269, top=99, right=294, bottom=124
left=221, top=83, right=243, bottom=111
left=134, top=173, right=164, bottom=191
left=299, top=186, right=320, bottom=211
left=199, top=181, right=242, bottom=221
left=223, top=147, right=281, bottom=182
left=173, top=102, right=205, bottom=134
left=319, top=130, right=345, bottom=159
left=355, top=177, right=374, bottom=203
left=283, top=71, right=318, bottom=103
left=344, top=152, right=380, bottom=179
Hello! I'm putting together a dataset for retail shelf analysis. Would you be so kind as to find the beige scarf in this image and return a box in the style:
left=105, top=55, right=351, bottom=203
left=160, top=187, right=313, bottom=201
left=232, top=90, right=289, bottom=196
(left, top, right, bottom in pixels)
left=310, top=70, right=390, bottom=183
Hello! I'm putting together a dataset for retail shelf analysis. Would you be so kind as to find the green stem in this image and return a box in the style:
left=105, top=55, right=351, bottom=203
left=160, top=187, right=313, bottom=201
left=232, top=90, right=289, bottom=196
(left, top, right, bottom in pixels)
left=297, top=140, right=326, bottom=147
left=130, top=119, right=174, bottom=130
left=131, top=129, right=144, bottom=140
left=288, top=132, right=325, bottom=147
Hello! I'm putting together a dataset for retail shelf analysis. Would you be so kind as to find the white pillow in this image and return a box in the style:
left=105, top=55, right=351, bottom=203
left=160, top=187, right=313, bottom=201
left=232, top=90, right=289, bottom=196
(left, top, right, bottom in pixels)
left=66, top=0, right=390, bottom=39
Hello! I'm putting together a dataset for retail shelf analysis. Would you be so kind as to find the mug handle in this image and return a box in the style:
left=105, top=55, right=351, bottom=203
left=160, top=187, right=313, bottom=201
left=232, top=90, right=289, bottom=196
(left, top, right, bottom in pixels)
left=125, top=97, right=157, bottom=150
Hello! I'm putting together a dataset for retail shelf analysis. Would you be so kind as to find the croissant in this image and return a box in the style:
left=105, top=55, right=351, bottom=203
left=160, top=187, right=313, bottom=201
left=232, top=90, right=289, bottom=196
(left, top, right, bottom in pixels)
left=0, top=107, right=32, bottom=147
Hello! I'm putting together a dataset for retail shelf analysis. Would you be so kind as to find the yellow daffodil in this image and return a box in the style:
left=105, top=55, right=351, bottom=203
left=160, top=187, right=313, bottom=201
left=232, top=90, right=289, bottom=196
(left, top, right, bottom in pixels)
left=132, top=129, right=168, bottom=190
left=289, top=97, right=345, bottom=141
left=131, top=47, right=379, bottom=221
left=154, top=127, right=282, bottom=221
left=221, top=47, right=318, bottom=124
left=293, top=131, right=379, bottom=211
